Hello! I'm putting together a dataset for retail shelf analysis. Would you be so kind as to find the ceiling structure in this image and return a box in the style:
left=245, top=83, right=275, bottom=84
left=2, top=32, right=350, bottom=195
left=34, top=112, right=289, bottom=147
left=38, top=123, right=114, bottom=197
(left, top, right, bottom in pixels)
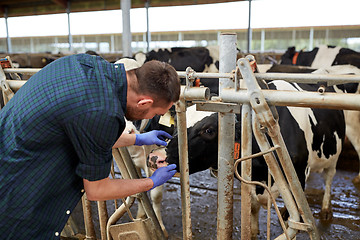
left=0, top=0, right=243, bottom=18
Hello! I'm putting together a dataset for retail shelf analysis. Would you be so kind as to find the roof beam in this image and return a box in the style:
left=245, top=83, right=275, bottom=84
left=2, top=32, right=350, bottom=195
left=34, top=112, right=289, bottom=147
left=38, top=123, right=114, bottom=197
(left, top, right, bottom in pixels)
left=52, top=0, right=68, bottom=9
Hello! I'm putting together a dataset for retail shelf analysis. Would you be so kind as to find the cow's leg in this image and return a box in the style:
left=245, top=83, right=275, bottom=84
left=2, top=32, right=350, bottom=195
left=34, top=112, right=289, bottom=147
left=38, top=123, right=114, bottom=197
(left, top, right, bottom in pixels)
left=251, top=194, right=261, bottom=240
left=344, top=110, right=360, bottom=185
left=319, top=166, right=336, bottom=221
left=150, top=185, right=168, bottom=238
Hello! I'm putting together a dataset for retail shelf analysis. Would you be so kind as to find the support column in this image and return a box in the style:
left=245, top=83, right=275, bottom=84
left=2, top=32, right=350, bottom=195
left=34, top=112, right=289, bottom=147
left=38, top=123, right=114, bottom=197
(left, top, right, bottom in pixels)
left=217, top=33, right=237, bottom=240
left=121, top=0, right=132, bottom=57
left=4, top=7, right=12, bottom=53
left=67, top=1, right=73, bottom=52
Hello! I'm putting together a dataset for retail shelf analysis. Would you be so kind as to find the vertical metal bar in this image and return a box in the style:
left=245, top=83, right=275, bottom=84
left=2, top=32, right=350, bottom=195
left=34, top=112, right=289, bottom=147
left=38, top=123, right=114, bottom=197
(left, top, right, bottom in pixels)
left=67, top=1, right=73, bottom=52
left=217, top=33, right=236, bottom=240
left=97, top=201, right=108, bottom=240
left=247, top=0, right=252, bottom=53
left=145, top=0, right=151, bottom=52
left=4, top=7, right=12, bottom=53
left=121, top=0, right=132, bottom=57
left=175, top=98, right=193, bottom=240
left=240, top=104, right=252, bottom=239
left=82, top=194, right=97, bottom=240
left=309, top=27, right=314, bottom=51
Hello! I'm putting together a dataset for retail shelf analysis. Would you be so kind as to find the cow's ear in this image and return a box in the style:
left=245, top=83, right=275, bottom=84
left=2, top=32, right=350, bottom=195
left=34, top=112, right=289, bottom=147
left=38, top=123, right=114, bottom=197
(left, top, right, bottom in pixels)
left=137, top=98, right=153, bottom=109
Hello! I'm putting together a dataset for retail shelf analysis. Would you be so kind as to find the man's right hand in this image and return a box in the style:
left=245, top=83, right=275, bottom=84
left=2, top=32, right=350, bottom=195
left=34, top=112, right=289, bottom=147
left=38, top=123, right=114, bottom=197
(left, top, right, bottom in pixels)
left=149, top=164, right=177, bottom=189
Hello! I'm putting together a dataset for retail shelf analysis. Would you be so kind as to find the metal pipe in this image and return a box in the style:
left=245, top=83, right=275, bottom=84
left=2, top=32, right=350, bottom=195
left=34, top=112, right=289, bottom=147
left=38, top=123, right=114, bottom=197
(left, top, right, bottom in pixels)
left=81, top=194, right=97, bottom=240
left=121, top=0, right=132, bottom=57
left=240, top=103, right=252, bottom=239
left=217, top=33, right=237, bottom=240
left=145, top=0, right=151, bottom=52
left=67, top=1, right=73, bottom=52
left=252, top=117, right=298, bottom=240
left=247, top=0, right=252, bottom=53
left=181, top=86, right=210, bottom=101
left=221, top=88, right=360, bottom=111
left=177, top=71, right=231, bottom=79
left=255, top=72, right=360, bottom=84
left=175, top=98, right=193, bottom=240
left=4, top=7, right=12, bottom=53
left=4, top=68, right=41, bottom=74
left=97, top=201, right=108, bottom=240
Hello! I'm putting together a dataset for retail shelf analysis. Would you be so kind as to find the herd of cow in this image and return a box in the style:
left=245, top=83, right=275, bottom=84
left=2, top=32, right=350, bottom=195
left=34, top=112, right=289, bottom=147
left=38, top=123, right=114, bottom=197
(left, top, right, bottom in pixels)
left=120, top=45, right=360, bottom=238
left=3, top=45, right=360, bottom=238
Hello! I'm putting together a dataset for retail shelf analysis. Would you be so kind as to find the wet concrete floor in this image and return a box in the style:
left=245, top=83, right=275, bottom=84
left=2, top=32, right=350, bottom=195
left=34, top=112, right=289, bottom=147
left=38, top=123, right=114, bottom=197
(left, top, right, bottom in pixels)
left=69, top=140, right=360, bottom=240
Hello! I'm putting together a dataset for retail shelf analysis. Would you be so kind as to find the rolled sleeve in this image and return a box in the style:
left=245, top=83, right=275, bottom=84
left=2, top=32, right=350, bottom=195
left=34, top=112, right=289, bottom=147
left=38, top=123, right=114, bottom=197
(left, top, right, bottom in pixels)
left=63, top=111, right=123, bottom=181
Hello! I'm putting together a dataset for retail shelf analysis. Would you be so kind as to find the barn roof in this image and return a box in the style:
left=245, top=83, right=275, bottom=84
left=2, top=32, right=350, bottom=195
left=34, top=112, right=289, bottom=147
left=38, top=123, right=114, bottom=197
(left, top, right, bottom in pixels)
left=0, top=0, right=243, bottom=18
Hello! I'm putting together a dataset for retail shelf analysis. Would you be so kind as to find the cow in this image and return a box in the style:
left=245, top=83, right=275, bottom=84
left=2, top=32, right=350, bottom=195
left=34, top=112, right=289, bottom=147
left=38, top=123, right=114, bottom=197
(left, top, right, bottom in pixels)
left=267, top=63, right=360, bottom=185
left=134, top=46, right=220, bottom=94
left=280, top=45, right=360, bottom=69
left=149, top=81, right=345, bottom=238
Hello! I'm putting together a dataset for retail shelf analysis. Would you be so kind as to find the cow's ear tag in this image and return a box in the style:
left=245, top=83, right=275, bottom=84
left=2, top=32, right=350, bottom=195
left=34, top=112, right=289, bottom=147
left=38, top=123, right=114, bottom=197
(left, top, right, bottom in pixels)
left=159, top=111, right=174, bottom=127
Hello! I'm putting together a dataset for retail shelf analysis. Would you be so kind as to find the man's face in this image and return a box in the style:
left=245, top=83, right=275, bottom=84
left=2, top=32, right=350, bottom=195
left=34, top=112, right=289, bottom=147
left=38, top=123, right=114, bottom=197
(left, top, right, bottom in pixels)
left=125, top=102, right=173, bottom=121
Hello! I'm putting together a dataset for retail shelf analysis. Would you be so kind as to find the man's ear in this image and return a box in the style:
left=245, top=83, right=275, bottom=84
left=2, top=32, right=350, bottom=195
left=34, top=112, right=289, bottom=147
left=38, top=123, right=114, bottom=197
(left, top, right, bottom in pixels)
left=137, top=98, right=153, bottom=109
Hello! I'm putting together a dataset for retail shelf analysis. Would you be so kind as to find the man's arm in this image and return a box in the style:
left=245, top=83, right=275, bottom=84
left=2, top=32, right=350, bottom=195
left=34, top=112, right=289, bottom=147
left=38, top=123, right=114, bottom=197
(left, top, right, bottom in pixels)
left=83, top=164, right=177, bottom=201
left=83, top=177, right=153, bottom=201
left=112, top=132, right=136, bottom=148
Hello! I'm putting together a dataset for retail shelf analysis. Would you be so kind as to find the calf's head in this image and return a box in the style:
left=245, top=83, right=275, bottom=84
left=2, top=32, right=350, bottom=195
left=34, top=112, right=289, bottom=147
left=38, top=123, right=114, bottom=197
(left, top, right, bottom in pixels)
left=165, top=113, right=219, bottom=174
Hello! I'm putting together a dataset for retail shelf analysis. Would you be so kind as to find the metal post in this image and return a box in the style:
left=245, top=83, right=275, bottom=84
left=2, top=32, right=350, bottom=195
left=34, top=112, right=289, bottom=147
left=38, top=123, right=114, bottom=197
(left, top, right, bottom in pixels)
left=4, top=7, right=12, bottom=53
left=121, top=0, right=132, bottom=57
left=309, top=27, right=314, bottom=51
left=81, top=194, right=97, bottom=240
left=176, top=99, right=193, bottom=240
left=240, top=103, right=253, bottom=239
left=145, top=0, right=151, bottom=52
left=217, top=33, right=237, bottom=240
left=247, top=0, right=252, bottom=53
left=67, top=1, right=73, bottom=52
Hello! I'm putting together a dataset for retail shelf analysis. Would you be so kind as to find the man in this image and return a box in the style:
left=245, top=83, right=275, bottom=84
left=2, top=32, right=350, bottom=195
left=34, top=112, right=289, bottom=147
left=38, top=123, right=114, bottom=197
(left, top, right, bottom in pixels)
left=0, top=54, right=180, bottom=239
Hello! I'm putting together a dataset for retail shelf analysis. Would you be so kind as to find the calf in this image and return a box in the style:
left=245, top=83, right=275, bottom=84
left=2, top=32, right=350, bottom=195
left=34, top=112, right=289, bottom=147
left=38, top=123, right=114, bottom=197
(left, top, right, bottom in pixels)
left=157, top=81, right=345, bottom=238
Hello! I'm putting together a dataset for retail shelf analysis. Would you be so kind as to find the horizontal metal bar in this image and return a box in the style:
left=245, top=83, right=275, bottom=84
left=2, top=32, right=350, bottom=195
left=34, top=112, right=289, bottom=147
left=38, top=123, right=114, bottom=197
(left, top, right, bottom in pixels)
left=221, top=88, right=360, bottom=111
left=7, top=80, right=25, bottom=91
left=177, top=71, right=231, bottom=79
left=255, top=72, right=360, bottom=85
left=3, top=68, right=41, bottom=74
left=181, top=85, right=210, bottom=101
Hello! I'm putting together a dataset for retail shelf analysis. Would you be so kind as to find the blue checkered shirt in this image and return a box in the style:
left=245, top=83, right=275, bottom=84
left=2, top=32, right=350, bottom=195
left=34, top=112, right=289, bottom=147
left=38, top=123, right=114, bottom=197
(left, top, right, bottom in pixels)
left=0, top=54, right=127, bottom=239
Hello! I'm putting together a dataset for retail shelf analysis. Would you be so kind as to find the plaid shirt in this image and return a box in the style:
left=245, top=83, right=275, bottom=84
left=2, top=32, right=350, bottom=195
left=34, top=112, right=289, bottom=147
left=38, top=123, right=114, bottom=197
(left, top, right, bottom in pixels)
left=0, top=54, right=127, bottom=239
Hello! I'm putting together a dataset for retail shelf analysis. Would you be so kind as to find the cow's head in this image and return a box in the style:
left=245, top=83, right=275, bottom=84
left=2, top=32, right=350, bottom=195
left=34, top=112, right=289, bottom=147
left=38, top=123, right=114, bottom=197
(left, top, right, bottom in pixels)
left=280, top=47, right=297, bottom=65
left=165, top=113, right=219, bottom=174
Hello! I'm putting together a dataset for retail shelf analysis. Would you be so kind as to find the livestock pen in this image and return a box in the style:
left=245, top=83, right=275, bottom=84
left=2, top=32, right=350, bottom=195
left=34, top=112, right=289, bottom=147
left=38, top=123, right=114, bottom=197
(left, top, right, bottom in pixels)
left=1, top=33, right=360, bottom=239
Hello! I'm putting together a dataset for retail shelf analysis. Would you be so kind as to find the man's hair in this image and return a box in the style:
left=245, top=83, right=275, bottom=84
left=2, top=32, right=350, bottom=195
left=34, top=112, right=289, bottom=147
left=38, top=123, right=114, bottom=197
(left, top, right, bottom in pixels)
left=133, top=60, right=180, bottom=105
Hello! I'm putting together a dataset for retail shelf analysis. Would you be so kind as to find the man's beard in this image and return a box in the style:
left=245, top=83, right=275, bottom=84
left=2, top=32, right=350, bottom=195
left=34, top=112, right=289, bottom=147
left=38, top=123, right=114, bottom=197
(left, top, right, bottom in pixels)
left=125, top=105, right=150, bottom=121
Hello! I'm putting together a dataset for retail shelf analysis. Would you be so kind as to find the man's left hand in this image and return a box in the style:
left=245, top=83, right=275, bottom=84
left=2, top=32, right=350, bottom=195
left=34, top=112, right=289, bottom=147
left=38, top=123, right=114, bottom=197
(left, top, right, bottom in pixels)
left=135, top=130, right=172, bottom=146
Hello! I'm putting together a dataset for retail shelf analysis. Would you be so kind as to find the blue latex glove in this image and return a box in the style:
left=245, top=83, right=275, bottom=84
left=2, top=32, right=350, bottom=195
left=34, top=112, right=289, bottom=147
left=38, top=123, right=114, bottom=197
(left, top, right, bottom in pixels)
left=149, top=164, right=177, bottom=189
left=135, top=130, right=172, bottom=146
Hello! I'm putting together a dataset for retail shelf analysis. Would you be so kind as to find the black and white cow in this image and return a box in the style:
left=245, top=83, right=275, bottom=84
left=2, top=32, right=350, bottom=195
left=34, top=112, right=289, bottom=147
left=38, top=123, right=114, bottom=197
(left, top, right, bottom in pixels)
left=151, top=81, right=345, bottom=238
left=134, top=46, right=220, bottom=94
left=280, top=45, right=360, bottom=69
left=267, top=63, right=360, bottom=185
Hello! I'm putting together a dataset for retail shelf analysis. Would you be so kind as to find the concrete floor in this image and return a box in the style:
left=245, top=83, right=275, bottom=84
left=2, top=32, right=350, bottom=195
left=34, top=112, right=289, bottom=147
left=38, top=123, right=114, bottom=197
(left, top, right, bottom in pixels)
left=67, top=140, right=360, bottom=240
